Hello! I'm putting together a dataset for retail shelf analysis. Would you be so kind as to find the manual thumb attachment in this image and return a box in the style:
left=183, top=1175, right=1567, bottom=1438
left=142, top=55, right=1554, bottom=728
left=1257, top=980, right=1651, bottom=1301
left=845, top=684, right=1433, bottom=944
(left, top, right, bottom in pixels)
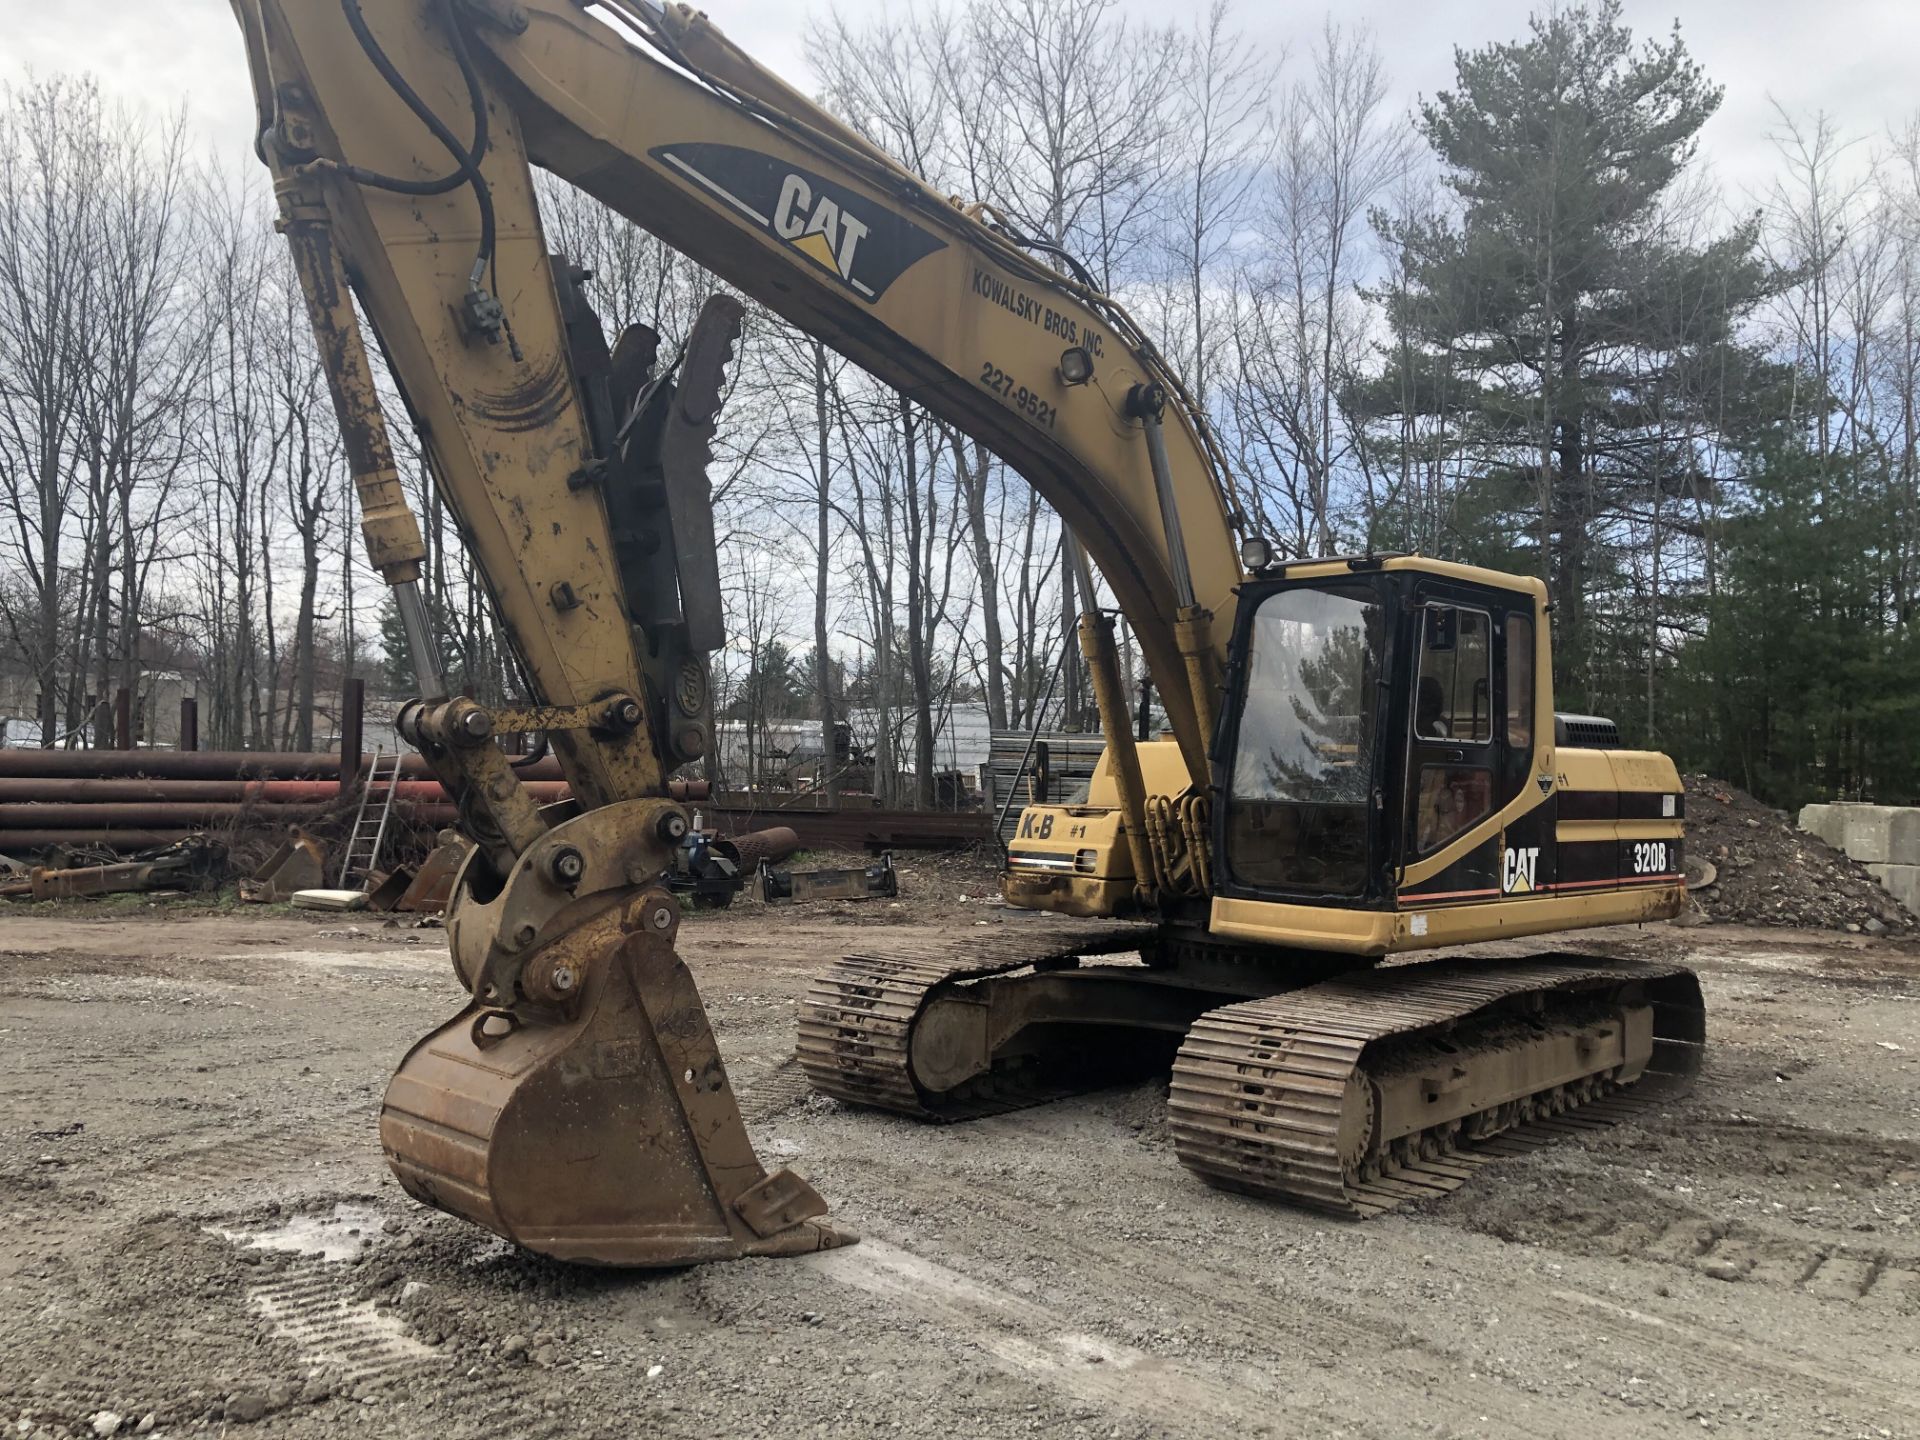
left=380, top=903, right=856, bottom=1265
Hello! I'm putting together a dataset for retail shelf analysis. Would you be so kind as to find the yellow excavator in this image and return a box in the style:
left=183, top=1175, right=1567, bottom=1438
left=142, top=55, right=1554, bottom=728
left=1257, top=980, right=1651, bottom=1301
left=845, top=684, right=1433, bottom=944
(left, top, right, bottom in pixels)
left=231, top=0, right=1703, bottom=1263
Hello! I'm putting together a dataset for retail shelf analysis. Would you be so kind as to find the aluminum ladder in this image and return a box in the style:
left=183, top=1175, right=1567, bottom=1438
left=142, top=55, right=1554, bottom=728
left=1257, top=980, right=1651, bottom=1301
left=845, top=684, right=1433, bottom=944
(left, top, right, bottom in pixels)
left=339, top=748, right=401, bottom=888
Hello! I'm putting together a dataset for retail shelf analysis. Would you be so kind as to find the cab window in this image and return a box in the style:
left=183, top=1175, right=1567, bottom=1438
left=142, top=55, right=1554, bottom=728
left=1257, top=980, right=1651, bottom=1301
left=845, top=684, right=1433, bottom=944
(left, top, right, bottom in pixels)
left=1414, top=607, right=1491, bottom=743
left=1223, top=582, right=1386, bottom=896
left=1411, top=604, right=1493, bottom=855
left=1506, top=614, right=1534, bottom=748
left=1414, top=767, right=1492, bottom=854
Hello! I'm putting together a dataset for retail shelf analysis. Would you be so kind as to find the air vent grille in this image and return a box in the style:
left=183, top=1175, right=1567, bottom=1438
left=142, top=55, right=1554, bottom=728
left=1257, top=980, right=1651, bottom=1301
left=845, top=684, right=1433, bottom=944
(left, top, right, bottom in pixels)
left=1554, top=713, right=1621, bottom=748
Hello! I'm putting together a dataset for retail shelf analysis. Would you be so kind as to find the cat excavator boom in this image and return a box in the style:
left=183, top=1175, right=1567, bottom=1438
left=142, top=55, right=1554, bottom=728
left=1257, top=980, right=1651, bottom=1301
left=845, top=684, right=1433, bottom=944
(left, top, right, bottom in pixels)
left=231, top=0, right=1703, bottom=1265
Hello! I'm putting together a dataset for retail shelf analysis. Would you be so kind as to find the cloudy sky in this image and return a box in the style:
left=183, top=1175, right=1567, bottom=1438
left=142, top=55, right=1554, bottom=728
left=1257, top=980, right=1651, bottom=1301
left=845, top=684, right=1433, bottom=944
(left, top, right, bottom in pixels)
left=9, top=0, right=1917, bottom=199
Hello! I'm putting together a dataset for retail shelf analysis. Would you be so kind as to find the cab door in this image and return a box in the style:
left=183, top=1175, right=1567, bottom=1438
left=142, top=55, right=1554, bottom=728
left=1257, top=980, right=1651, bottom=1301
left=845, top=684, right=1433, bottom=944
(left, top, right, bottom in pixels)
left=1400, top=581, right=1538, bottom=900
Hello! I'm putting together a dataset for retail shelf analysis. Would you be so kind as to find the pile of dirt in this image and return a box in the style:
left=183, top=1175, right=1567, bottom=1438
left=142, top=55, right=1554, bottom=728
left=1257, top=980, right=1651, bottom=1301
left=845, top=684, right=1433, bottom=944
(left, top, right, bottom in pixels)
left=1683, top=773, right=1915, bottom=932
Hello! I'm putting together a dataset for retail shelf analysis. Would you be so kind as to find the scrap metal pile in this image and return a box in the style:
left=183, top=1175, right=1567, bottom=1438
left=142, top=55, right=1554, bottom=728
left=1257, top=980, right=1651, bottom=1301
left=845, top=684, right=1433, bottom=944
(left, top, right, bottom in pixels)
left=0, top=836, right=225, bottom=901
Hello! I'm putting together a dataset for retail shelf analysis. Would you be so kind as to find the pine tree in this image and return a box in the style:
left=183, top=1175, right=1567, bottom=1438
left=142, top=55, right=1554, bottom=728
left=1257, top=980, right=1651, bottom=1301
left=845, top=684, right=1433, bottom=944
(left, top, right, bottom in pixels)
left=1355, top=2, right=1787, bottom=710
left=1667, top=448, right=1920, bottom=805
left=376, top=594, right=415, bottom=697
left=375, top=591, right=467, bottom=698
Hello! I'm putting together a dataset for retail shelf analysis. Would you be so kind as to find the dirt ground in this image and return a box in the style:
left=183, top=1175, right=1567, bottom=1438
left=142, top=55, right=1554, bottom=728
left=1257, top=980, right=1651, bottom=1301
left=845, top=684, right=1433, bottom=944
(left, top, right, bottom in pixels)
left=2, top=860, right=1917, bottom=1440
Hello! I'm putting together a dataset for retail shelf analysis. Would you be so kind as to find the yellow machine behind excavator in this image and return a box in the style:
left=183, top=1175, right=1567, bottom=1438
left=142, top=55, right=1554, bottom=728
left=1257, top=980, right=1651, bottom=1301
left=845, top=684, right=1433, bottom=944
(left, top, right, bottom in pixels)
left=232, top=0, right=1703, bottom=1263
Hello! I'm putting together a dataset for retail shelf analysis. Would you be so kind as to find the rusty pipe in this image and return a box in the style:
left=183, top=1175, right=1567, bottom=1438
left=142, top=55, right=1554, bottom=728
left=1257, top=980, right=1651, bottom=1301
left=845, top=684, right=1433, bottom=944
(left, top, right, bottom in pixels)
left=0, top=750, right=346, bottom=780
left=0, top=778, right=575, bottom=804
left=724, top=825, right=802, bottom=870
left=0, top=829, right=201, bottom=852
left=0, top=803, right=334, bottom=828
left=0, top=749, right=704, bottom=798
left=0, top=800, right=472, bottom=828
left=0, top=749, right=570, bottom=783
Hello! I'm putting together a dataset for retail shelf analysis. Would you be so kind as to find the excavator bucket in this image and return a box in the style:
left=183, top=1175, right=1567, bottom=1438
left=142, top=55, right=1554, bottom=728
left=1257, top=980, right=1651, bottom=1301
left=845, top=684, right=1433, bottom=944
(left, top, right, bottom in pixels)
left=395, top=831, right=472, bottom=913
left=239, top=826, right=326, bottom=903
left=380, top=906, right=853, bottom=1266
left=363, top=867, right=414, bottom=912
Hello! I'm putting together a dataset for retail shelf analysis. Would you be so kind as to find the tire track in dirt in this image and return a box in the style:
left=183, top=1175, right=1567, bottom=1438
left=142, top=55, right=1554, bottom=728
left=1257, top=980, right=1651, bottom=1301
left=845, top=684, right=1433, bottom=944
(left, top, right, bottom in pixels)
left=803, top=1235, right=1357, bottom=1439
left=430, top=1376, right=597, bottom=1440
left=834, top=1148, right=1650, bottom=1439
left=738, top=1054, right=812, bottom=1123
left=1543, top=1288, right=1920, bottom=1419
left=202, top=1218, right=638, bottom=1440
left=125, top=1123, right=374, bottom=1203
left=1457, top=1119, right=1920, bottom=1313
left=249, top=1264, right=435, bottom=1389
left=1638, top=1211, right=1920, bottom=1304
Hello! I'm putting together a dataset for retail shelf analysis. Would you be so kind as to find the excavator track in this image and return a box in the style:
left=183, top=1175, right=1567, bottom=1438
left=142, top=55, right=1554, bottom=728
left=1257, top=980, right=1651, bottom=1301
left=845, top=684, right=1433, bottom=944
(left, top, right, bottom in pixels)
left=805, top=933, right=1704, bottom=1218
left=1169, top=956, right=1705, bottom=1216
left=798, top=920, right=1159, bottom=1118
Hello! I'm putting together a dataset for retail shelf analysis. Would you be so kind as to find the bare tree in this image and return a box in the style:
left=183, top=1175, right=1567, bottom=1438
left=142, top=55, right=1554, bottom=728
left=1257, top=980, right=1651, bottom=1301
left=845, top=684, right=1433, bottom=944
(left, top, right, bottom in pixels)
left=1763, top=104, right=1879, bottom=467
left=1226, top=22, right=1410, bottom=555
left=191, top=175, right=284, bottom=747
left=265, top=247, right=342, bottom=750
left=814, top=8, right=1015, bottom=738
left=74, top=102, right=199, bottom=740
left=810, top=340, right=841, bottom=796
left=0, top=77, right=102, bottom=744
left=1348, top=167, right=1458, bottom=551
left=1163, top=0, right=1272, bottom=407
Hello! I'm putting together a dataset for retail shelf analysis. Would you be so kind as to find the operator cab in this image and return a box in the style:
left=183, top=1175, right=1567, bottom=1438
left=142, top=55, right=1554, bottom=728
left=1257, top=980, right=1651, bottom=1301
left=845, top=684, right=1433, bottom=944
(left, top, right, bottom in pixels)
left=1214, top=556, right=1543, bottom=912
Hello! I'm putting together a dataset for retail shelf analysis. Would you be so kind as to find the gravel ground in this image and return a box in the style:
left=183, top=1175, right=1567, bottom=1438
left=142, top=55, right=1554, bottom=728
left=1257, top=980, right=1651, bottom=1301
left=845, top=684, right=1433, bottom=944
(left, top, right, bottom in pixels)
left=1, top=884, right=1917, bottom=1440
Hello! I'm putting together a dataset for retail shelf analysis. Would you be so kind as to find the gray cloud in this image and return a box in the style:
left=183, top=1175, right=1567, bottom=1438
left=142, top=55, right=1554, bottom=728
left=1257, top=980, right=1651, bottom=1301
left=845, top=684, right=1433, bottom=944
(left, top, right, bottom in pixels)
left=9, top=1, right=1913, bottom=204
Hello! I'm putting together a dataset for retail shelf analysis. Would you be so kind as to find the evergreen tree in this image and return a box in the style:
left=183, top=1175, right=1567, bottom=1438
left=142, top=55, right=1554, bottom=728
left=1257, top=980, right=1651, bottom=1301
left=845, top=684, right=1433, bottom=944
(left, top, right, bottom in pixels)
left=377, top=594, right=415, bottom=697
left=1667, top=448, right=1920, bottom=806
left=1355, top=2, right=1787, bottom=710
left=375, top=590, right=485, bottom=699
left=725, top=638, right=807, bottom=721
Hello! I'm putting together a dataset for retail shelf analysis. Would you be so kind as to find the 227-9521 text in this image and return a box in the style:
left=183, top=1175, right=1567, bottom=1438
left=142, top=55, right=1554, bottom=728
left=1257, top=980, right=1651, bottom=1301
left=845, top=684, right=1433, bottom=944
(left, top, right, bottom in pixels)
left=978, top=361, right=1057, bottom=429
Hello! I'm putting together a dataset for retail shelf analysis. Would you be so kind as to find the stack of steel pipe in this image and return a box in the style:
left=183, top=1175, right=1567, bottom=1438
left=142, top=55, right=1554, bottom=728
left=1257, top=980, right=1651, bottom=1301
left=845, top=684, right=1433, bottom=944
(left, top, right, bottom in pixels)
left=0, top=748, right=564, bottom=853
left=0, top=748, right=564, bottom=781
left=0, top=743, right=983, bottom=855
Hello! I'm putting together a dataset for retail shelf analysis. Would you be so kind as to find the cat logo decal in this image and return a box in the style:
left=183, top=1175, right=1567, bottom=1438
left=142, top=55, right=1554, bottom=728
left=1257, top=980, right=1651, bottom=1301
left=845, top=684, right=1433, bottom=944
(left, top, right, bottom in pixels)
left=1502, top=844, right=1540, bottom=894
left=652, top=144, right=946, bottom=303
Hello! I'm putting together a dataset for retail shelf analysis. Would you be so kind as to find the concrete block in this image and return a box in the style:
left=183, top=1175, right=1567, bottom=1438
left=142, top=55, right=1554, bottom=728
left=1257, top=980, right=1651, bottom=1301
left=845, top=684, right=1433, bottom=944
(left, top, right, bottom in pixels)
left=1842, top=805, right=1901, bottom=864
left=1798, top=804, right=1846, bottom=849
left=1890, top=810, right=1920, bottom=866
left=1867, top=863, right=1920, bottom=915
left=290, top=888, right=369, bottom=911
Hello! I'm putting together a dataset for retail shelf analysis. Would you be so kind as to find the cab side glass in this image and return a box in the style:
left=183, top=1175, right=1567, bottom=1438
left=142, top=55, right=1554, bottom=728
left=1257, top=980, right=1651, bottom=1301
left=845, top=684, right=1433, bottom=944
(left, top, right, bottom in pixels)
left=1415, top=607, right=1490, bottom=743
left=1414, top=766, right=1492, bottom=854
left=1507, top=613, right=1534, bottom=750
left=1411, top=604, right=1493, bottom=855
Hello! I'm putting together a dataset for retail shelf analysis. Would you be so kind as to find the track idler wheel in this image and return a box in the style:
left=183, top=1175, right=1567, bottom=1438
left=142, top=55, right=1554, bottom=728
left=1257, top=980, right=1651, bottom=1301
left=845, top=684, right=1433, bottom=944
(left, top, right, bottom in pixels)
left=380, top=893, right=855, bottom=1266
